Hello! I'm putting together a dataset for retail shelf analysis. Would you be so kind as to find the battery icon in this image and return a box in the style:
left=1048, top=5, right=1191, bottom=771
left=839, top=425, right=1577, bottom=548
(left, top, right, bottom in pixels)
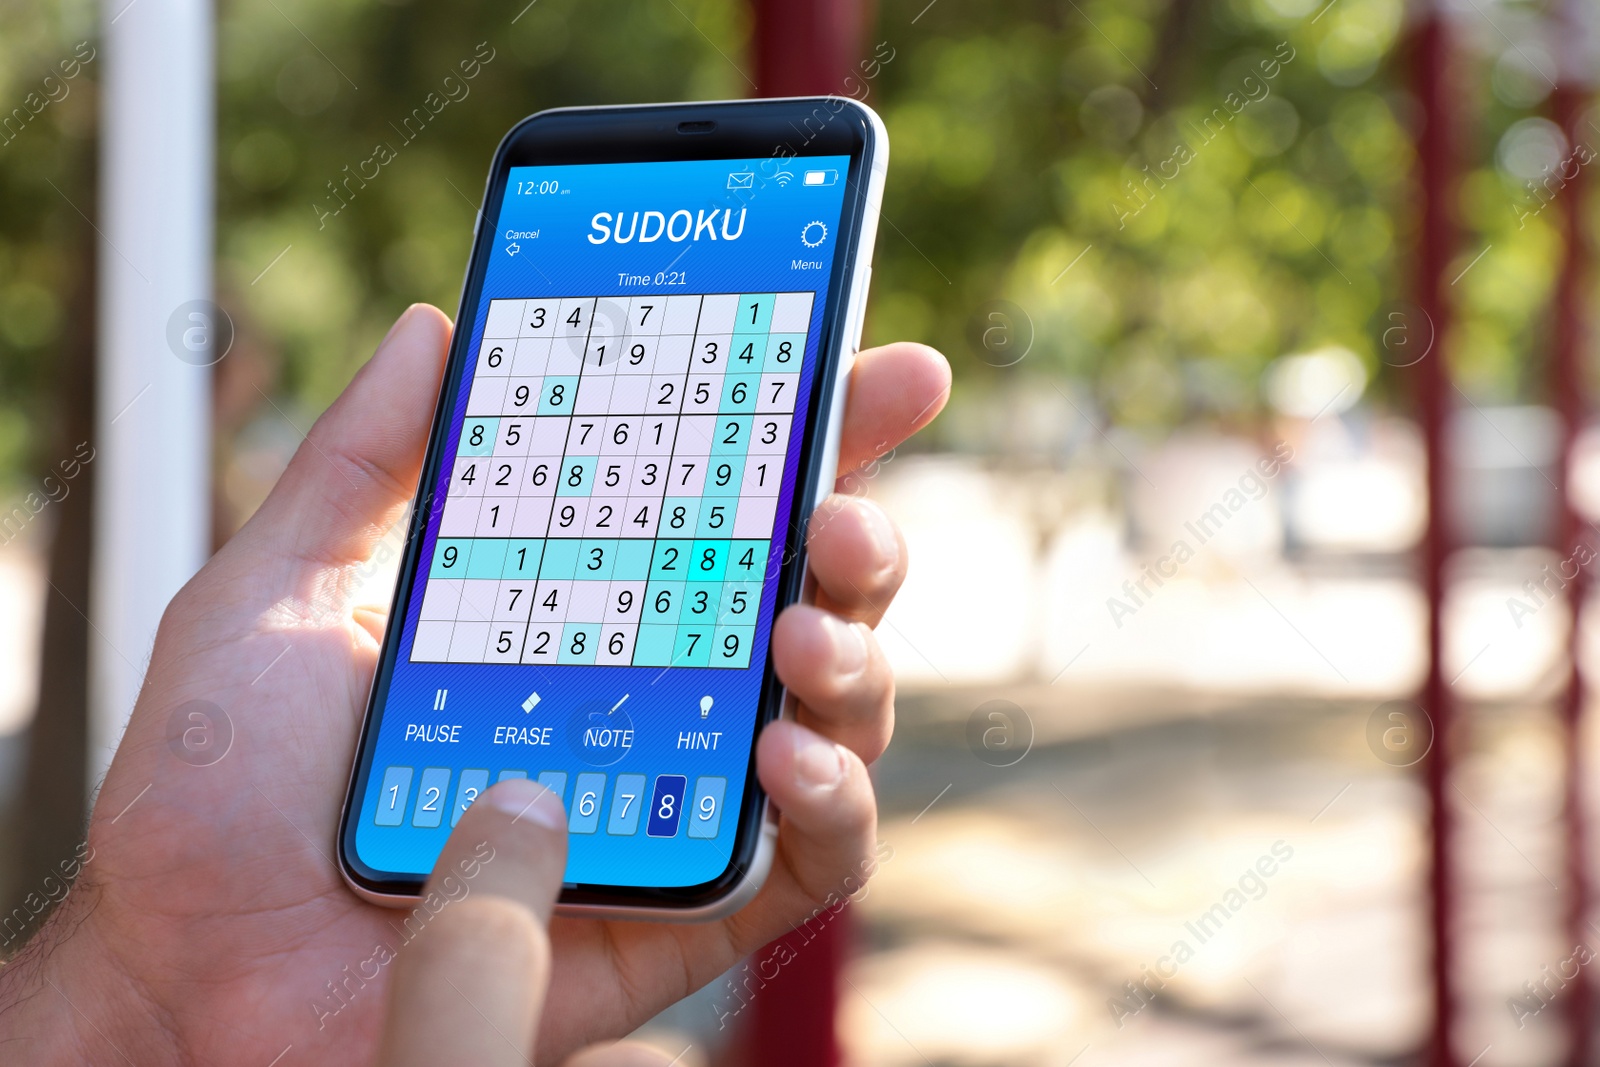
left=803, top=169, right=838, bottom=186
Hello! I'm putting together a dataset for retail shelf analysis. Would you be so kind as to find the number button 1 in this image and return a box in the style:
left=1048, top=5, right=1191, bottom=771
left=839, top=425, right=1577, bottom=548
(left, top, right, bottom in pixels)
left=646, top=775, right=688, bottom=838
left=412, top=767, right=451, bottom=828
left=374, top=766, right=413, bottom=826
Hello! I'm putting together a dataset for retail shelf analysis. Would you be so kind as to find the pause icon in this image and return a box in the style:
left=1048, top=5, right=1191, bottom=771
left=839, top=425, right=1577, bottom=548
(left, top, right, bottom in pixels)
left=433, top=689, right=448, bottom=712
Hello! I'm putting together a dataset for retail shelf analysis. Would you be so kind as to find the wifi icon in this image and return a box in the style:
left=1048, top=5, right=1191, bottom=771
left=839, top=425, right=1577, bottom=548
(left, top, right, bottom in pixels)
left=774, top=171, right=793, bottom=187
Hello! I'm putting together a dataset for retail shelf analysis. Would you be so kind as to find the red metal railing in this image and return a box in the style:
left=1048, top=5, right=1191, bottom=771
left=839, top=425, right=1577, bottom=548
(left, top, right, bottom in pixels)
left=740, top=2, right=866, bottom=1063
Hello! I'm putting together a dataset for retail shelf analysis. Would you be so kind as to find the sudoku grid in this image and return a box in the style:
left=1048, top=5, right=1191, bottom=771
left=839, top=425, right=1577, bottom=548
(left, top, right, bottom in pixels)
left=410, top=291, right=811, bottom=670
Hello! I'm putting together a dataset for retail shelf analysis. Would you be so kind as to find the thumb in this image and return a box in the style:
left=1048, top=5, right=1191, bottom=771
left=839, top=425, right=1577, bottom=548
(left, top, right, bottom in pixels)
left=240, top=304, right=452, bottom=572
left=376, top=778, right=568, bottom=1067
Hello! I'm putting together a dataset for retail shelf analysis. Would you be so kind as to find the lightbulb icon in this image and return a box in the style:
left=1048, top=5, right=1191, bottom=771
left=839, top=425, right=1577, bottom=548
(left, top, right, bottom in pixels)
left=700, top=695, right=714, bottom=719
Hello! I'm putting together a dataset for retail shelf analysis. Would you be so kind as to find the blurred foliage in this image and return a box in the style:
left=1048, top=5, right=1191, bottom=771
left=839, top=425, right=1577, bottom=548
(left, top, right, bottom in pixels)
left=0, top=0, right=1588, bottom=489
left=0, top=0, right=96, bottom=492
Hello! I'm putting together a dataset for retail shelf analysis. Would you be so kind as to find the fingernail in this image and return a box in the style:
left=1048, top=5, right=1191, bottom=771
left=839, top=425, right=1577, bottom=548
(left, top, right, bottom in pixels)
left=855, top=499, right=900, bottom=574
left=486, top=779, right=564, bottom=831
left=823, top=614, right=869, bottom=677
left=793, top=730, right=848, bottom=791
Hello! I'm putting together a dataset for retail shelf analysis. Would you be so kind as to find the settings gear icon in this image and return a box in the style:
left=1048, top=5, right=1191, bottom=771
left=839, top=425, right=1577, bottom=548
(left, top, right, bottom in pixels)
left=800, top=220, right=828, bottom=248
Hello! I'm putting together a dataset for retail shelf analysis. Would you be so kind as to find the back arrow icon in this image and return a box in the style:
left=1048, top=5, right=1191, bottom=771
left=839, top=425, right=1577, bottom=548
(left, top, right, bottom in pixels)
left=506, top=242, right=521, bottom=256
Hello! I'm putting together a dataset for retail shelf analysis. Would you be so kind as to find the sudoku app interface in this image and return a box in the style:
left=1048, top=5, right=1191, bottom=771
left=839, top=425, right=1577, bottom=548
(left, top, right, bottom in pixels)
left=353, top=155, right=851, bottom=889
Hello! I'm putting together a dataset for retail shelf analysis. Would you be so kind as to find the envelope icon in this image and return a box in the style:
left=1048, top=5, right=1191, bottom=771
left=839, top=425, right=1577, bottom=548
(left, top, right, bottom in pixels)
left=727, top=171, right=754, bottom=190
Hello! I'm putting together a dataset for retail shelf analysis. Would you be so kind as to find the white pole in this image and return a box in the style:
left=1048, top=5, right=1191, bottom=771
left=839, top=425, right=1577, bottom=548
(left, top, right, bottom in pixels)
left=91, top=0, right=213, bottom=788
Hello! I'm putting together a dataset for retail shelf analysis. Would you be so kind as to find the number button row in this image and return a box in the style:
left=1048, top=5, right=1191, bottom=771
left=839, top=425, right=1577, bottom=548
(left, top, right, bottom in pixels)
left=371, top=766, right=728, bottom=840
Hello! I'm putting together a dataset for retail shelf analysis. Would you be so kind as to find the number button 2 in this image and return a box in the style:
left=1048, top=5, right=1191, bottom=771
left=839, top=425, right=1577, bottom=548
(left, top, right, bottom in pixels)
left=411, top=767, right=451, bottom=828
left=646, top=774, right=688, bottom=837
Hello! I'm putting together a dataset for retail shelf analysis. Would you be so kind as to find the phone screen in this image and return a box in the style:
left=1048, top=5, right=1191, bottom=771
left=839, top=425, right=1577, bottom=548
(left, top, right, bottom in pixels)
left=350, top=154, right=853, bottom=892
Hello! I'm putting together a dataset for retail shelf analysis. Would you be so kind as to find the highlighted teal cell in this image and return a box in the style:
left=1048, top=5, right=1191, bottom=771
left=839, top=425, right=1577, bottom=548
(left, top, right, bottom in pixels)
left=431, top=539, right=470, bottom=577
left=459, top=418, right=498, bottom=457
left=728, top=335, right=763, bottom=371
left=727, top=540, right=770, bottom=581
left=735, top=293, right=775, bottom=333
left=696, top=500, right=734, bottom=538
left=466, top=538, right=508, bottom=579
left=764, top=333, right=804, bottom=372
left=577, top=538, right=618, bottom=579
left=557, top=456, right=596, bottom=496
left=660, top=497, right=700, bottom=537
left=649, top=539, right=694, bottom=580
left=539, top=376, right=577, bottom=414
left=634, top=623, right=676, bottom=666
left=502, top=539, right=544, bottom=579
left=703, top=455, right=745, bottom=497
left=679, top=581, right=720, bottom=624
left=710, top=416, right=751, bottom=455
left=711, top=624, right=756, bottom=669
left=688, top=539, right=730, bottom=581
left=613, top=539, right=654, bottom=580
left=671, top=625, right=713, bottom=667
left=559, top=623, right=600, bottom=664
left=645, top=580, right=684, bottom=623
left=720, top=375, right=760, bottom=414
left=538, top=537, right=581, bottom=580
left=717, top=579, right=760, bottom=622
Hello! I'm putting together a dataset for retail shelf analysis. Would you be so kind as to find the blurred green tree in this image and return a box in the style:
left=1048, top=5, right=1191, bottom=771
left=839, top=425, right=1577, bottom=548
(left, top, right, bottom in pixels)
left=0, top=0, right=1580, bottom=487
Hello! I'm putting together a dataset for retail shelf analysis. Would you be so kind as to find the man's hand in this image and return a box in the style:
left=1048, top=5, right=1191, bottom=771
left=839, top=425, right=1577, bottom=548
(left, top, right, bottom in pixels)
left=0, top=304, right=948, bottom=1064
left=375, top=778, right=670, bottom=1067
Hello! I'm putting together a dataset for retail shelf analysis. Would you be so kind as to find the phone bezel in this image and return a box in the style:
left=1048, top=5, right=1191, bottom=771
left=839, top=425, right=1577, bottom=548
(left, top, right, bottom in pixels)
left=337, top=97, right=880, bottom=915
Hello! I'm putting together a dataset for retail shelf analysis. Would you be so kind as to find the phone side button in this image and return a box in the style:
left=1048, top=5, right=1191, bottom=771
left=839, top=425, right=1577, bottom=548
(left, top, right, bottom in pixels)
left=849, top=266, right=871, bottom=353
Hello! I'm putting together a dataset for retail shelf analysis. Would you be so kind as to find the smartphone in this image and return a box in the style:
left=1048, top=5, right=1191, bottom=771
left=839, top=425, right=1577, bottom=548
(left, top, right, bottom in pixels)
left=337, top=98, right=887, bottom=920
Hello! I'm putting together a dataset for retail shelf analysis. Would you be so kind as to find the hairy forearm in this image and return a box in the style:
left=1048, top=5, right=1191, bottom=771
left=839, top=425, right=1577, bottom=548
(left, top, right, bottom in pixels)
left=0, top=888, right=172, bottom=1065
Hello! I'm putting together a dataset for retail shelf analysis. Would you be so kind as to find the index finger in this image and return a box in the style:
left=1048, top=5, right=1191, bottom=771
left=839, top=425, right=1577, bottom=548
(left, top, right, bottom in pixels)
left=835, top=342, right=949, bottom=479
left=376, top=779, right=567, bottom=1067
